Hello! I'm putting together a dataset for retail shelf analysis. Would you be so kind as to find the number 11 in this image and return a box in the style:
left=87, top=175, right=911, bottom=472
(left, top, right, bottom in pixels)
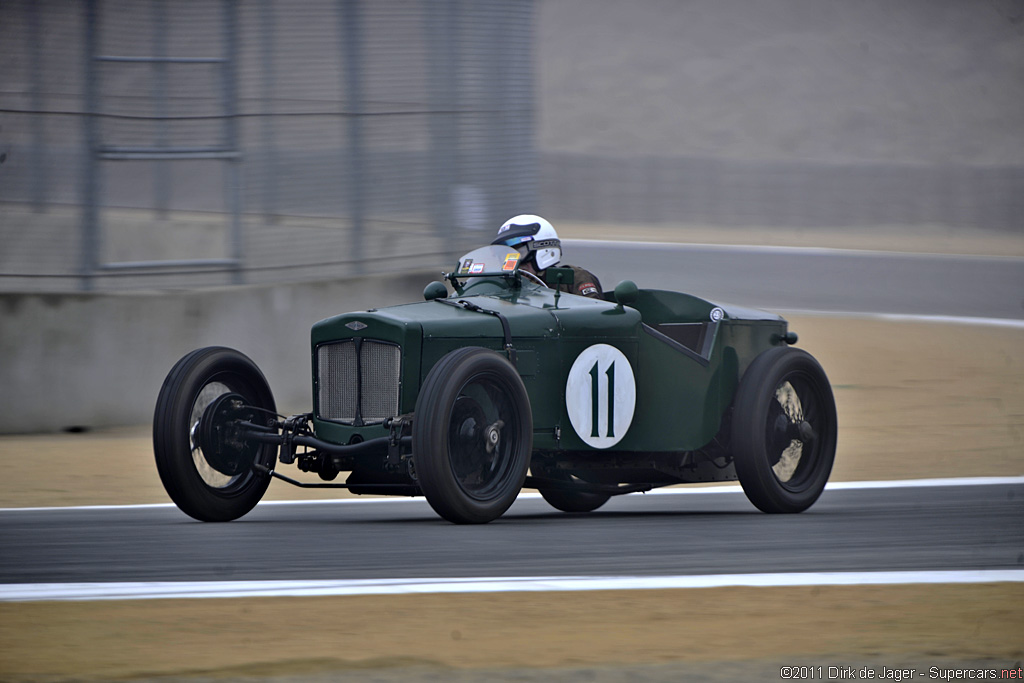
left=589, top=360, right=615, bottom=438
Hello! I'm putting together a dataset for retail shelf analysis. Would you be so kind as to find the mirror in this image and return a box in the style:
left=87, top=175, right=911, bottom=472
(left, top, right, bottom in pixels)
left=544, top=267, right=575, bottom=288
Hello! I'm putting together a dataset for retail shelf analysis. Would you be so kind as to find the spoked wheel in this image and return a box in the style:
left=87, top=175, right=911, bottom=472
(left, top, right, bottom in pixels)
left=413, top=347, right=532, bottom=524
left=731, top=346, right=837, bottom=513
left=153, top=347, right=277, bottom=522
left=537, top=471, right=611, bottom=513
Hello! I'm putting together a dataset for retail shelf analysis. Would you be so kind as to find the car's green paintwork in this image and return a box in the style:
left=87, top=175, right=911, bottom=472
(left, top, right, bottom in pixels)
left=309, top=267, right=791, bottom=458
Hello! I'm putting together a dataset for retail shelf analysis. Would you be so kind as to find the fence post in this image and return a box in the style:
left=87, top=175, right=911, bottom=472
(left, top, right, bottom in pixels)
left=81, top=0, right=101, bottom=291
left=222, top=0, right=243, bottom=284
left=153, top=0, right=170, bottom=218
left=339, top=0, right=366, bottom=273
left=260, top=0, right=278, bottom=222
left=426, top=0, right=459, bottom=244
left=27, top=1, right=47, bottom=212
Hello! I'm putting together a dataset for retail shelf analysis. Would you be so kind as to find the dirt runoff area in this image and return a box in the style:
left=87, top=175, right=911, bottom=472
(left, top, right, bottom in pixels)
left=1, top=315, right=1022, bottom=682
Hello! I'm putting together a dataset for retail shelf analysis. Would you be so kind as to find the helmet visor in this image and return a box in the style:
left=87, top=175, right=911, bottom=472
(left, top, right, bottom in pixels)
left=491, top=221, right=543, bottom=247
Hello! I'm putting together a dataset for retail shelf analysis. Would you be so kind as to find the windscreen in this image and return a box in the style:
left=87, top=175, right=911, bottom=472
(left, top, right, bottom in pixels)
left=454, top=245, right=522, bottom=276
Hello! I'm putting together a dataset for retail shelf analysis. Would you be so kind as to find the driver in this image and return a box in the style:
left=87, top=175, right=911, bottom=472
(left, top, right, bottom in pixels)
left=491, top=215, right=603, bottom=299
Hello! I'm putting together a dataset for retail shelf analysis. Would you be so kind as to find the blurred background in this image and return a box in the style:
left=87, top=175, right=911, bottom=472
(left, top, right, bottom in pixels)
left=0, top=0, right=535, bottom=291
left=1, top=0, right=1022, bottom=431
left=539, top=0, right=1023, bottom=229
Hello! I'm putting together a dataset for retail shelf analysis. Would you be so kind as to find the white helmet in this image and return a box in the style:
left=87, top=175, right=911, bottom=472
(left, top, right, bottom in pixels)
left=491, top=214, right=562, bottom=270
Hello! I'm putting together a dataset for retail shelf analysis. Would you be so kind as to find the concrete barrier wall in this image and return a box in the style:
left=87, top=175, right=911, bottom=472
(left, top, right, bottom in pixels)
left=541, top=154, right=1024, bottom=231
left=0, top=273, right=435, bottom=433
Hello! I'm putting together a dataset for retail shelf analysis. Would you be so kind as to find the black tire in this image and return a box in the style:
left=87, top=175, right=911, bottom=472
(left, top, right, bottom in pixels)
left=538, top=473, right=611, bottom=513
left=731, top=346, right=837, bottom=514
left=413, top=347, right=532, bottom=524
left=153, top=347, right=277, bottom=522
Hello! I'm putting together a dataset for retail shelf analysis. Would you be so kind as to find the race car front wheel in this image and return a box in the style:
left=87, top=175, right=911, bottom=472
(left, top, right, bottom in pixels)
left=731, top=346, right=837, bottom=514
left=153, top=347, right=277, bottom=522
left=413, top=347, right=532, bottom=524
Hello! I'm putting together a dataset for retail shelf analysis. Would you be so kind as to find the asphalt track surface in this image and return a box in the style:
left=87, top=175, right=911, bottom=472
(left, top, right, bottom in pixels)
left=2, top=483, right=1022, bottom=585
left=565, top=240, right=1024, bottom=321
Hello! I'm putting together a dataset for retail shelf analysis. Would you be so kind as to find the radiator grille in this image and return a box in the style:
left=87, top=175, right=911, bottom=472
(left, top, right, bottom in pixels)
left=317, top=339, right=401, bottom=425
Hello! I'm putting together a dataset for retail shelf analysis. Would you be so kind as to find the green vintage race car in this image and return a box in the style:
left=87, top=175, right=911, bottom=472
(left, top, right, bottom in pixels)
left=154, top=244, right=837, bottom=524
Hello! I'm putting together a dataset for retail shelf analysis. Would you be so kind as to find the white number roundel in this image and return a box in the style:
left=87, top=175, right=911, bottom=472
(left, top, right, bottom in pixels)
left=565, top=344, right=636, bottom=449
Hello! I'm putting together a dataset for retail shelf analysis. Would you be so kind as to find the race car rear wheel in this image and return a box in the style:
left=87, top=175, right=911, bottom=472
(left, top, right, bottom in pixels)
left=153, top=347, right=277, bottom=522
left=731, top=346, right=837, bottom=514
left=413, top=347, right=532, bottom=524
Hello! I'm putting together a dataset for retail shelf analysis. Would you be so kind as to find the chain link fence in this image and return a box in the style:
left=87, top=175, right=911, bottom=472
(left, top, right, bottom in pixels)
left=0, top=0, right=536, bottom=292
left=4, top=1, right=1020, bottom=297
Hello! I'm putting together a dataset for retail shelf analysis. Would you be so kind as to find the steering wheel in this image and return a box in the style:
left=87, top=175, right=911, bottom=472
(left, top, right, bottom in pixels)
left=519, top=270, right=550, bottom=288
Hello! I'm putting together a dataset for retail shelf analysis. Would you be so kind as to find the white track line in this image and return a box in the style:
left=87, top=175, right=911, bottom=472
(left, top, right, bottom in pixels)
left=824, top=476, right=1024, bottom=489
left=3, top=570, right=1023, bottom=602
left=562, top=238, right=1024, bottom=328
left=782, top=309, right=1024, bottom=329
left=563, top=238, right=1024, bottom=263
left=1, top=476, right=1021, bottom=513
left=645, top=475, right=1024, bottom=495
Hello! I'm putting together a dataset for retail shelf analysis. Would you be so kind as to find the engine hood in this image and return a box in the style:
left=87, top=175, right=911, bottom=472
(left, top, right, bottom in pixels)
left=312, top=282, right=642, bottom=346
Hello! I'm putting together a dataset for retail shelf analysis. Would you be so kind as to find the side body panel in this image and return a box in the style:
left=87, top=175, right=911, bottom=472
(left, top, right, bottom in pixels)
left=542, top=300, right=642, bottom=451
left=308, top=281, right=789, bottom=455
left=617, top=289, right=788, bottom=451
